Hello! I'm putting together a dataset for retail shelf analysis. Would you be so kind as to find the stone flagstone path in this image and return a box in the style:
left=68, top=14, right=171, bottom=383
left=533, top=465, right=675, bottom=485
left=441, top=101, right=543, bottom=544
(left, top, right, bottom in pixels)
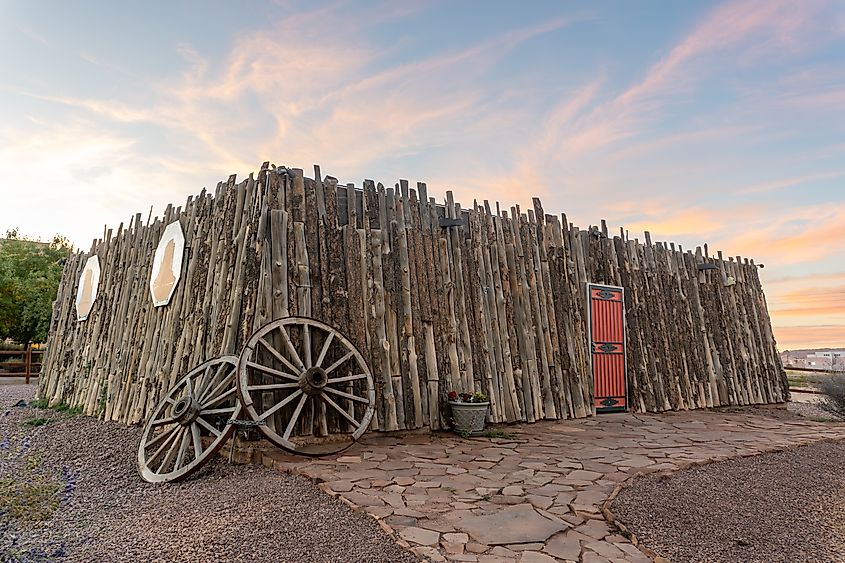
left=260, top=406, right=845, bottom=562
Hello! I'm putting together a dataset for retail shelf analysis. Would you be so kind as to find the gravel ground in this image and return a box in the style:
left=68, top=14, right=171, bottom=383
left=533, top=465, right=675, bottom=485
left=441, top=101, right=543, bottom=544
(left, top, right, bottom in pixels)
left=787, top=400, right=842, bottom=421
left=787, top=396, right=844, bottom=422
left=0, top=385, right=419, bottom=563
left=612, top=439, right=845, bottom=563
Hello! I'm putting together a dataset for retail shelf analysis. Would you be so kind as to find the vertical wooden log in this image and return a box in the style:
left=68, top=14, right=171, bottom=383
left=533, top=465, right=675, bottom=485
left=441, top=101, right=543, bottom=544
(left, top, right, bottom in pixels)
left=396, top=181, right=422, bottom=428
left=445, top=191, right=475, bottom=394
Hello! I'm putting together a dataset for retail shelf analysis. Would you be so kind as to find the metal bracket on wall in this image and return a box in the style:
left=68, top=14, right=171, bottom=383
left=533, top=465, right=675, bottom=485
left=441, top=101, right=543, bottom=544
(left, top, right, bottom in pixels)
left=439, top=217, right=464, bottom=228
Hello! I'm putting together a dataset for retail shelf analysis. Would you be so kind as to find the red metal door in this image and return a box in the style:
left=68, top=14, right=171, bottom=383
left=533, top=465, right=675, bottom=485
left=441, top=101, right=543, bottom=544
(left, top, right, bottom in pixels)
left=588, top=284, right=627, bottom=412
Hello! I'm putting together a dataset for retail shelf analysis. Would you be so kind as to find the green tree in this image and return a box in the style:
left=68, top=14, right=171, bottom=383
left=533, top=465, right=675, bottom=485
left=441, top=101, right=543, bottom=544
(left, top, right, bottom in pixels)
left=0, top=231, right=73, bottom=344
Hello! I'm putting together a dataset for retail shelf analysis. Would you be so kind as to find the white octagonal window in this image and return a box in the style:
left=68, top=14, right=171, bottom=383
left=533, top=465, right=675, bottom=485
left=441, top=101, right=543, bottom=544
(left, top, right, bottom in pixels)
left=76, top=255, right=101, bottom=321
left=149, top=220, right=185, bottom=307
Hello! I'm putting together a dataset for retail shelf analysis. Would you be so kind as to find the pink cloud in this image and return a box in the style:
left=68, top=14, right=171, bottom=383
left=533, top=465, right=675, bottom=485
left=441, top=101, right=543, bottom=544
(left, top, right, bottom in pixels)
left=715, top=202, right=845, bottom=265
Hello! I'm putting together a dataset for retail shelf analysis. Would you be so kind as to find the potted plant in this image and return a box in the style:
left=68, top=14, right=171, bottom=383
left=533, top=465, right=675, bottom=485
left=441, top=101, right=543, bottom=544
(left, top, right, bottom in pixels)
left=448, top=391, right=490, bottom=437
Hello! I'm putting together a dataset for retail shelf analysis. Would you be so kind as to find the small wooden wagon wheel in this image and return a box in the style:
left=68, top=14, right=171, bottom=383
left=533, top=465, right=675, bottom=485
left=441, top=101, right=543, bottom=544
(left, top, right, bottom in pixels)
left=237, top=317, right=375, bottom=456
left=138, top=356, right=241, bottom=483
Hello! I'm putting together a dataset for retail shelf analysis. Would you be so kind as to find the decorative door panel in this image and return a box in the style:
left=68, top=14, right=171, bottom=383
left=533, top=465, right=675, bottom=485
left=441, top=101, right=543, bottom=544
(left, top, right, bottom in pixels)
left=588, top=284, right=627, bottom=412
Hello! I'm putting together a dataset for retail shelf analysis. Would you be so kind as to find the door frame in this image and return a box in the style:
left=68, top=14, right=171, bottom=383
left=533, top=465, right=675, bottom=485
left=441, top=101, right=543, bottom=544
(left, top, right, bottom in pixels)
left=586, top=283, right=628, bottom=413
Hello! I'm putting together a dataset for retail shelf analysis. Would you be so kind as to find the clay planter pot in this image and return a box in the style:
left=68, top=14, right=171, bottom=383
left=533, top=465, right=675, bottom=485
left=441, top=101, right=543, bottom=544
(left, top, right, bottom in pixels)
left=449, top=401, right=490, bottom=436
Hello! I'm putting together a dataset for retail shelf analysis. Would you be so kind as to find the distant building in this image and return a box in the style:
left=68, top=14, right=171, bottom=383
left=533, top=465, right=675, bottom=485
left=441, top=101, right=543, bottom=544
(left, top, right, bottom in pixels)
left=781, top=349, right=845, bottom=371
left=808, top=351, right=845, bottom=369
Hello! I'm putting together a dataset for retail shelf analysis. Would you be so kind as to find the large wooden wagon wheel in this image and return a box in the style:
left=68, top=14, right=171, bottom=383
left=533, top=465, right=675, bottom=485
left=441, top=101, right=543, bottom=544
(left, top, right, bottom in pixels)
left=237, top=317, right=375, bottom=456
left=138, top=356, right=241, bottom=483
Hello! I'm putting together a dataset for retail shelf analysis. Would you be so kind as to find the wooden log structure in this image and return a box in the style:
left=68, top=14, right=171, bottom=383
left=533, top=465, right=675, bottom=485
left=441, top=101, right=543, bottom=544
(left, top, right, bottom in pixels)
left=38, top=163, right=789, bottom=430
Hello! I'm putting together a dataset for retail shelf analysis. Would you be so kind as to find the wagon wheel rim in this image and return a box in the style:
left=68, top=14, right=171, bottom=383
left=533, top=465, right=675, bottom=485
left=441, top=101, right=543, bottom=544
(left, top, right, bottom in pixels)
left=237, top=317, right=375, bottom=456
left=138, top=356, right=241, bottom=483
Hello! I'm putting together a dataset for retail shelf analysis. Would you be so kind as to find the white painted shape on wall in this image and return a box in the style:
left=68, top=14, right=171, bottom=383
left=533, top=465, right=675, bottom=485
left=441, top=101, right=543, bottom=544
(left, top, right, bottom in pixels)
left=75, top=255, right=101, bottom=321
left=149, top=220, right=185, bottom=307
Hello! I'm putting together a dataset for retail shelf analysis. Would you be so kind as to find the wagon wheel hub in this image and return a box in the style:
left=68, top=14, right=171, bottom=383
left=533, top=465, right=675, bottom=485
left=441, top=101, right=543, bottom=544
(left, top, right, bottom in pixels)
left=300, top=367, right=328, bottom=395
left=171, top=396, right=201, bottom=425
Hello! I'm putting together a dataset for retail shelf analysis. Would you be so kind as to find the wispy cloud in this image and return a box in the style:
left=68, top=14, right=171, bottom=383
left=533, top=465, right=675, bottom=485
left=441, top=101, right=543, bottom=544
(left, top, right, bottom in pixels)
left=27, top=6, right=579, bottom=189
left=737, top=171, right=845, bottom=194
left=543, top=0, right=837, bottom=159
left=16, top=23, right=49, bottom=47
left=716, top=202, right=845, bottom=265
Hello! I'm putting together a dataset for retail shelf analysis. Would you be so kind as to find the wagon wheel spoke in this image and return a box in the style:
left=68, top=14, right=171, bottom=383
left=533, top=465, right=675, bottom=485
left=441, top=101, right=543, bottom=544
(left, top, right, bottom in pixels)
left=323, top=386, right=370, bottom=404
left=198, top=365, right=236, bottom=405
left=315, top=332, right=334, bottom=368
left=247, top=382, right=300, bottom=392
left=324, top=351, right=354, bottom=375
left=258, top=338, right=301, bottom=375
left=173, top=429, right=190, bottom=470
left=257, top=389, right=303, bottom=422
left=277, top=327, right=306, bottom=372
left=159, top=427, right=185, bottom=472
left=197, top=363, right=228, bottom=400
left=238, top=317, right=376, bottom=456
left=148, top=427, right=181, bottom=467
left=138, top=356, right=240, bottom=483
left=195, top=365, right=214, bottom=399
left=303, top=323, right=312, bottom=369
left=199, top=406, right=238, bottom=416
left=282, top=394, right=309, bottom=441
left=320, top=391, right=362, bottom=429
left=245, top=361, right=298, bottom=382
left=147, top=426, right=181, bottom=462
left=191, top=422, right=203, bottom=458
left=327, top=373, right=367, bottom=384
left=150, top=415, right=179, bottom=428
left=146, top=425, right=179, bottom=449
left=202, top=386, right=237, bottom=410
left=195, top=416, right=221, bottom=438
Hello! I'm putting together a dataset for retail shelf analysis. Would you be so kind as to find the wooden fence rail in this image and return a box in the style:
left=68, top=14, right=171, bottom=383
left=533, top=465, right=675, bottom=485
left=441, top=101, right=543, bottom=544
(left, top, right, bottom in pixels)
left=0, top=345, right=45, bottom=383
left=38, top=163, right=788, bottom=432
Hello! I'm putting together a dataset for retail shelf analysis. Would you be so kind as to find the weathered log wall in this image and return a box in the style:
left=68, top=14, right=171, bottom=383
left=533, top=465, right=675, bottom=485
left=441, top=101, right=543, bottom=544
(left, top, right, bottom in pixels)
left=38, top=164, right=788, bottom=429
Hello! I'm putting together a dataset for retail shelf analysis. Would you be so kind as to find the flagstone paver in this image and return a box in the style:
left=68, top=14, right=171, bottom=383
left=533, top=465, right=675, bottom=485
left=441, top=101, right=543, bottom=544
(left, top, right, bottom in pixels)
left=262, top=405, right=845, bottom=562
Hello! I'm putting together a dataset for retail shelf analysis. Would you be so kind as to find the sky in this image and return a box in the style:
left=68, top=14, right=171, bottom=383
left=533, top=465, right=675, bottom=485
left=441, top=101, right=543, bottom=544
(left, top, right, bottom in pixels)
left=0, top=0, right=843, bottom=350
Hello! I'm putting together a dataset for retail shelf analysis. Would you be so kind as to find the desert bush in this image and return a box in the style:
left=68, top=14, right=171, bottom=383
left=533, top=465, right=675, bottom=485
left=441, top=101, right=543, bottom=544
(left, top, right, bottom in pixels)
left=819, top=374, right=845, bottom=419
left=23, top=417, right=52, bottom=427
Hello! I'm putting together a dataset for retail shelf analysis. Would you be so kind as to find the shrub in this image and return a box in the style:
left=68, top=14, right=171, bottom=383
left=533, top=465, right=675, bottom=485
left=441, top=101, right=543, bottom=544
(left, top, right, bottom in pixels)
left=819, top=374, right=845, bottom=419
left=29, top=398, right=49, bottom=409
left=23, top=417, right=52, bottom=427
left=52, top=402, right=83, bottom=415
left=29, top=398, right=82, bottom=415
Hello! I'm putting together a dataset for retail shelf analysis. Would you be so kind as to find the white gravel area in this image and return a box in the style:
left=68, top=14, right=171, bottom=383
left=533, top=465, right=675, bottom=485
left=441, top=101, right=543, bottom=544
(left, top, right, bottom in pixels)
left=0, top=385, right=419, bottom=563
left=612, top=439, right=845, bottom=562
